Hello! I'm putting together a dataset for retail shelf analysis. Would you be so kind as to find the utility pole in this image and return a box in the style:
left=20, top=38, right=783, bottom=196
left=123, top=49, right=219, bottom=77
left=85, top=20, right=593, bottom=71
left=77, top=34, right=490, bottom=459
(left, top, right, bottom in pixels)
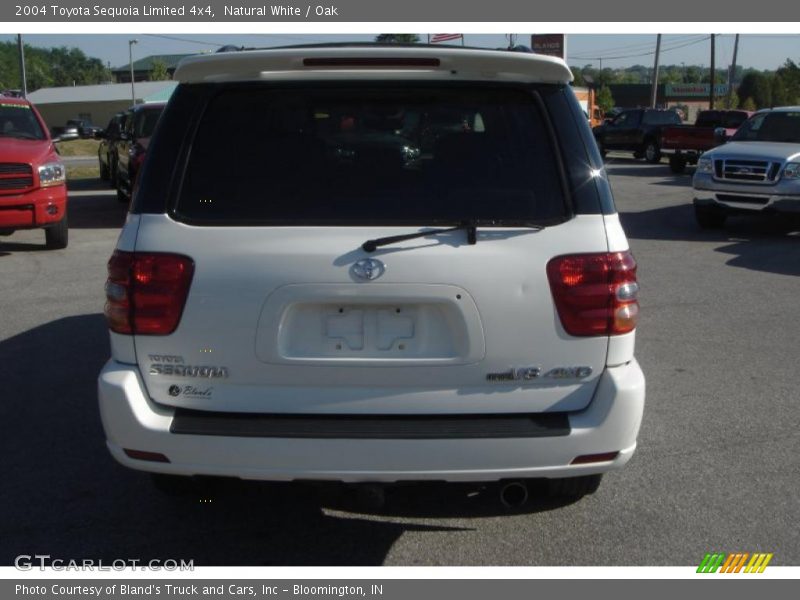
left=709, top=34, right=716, bottom=109
left=128, top=39, right=138, bottom=106
left=17, top=34, right=27, bottom=98
left=650, top=34, right=661, bottom=108
left=727, top=34, right=740, bottom=107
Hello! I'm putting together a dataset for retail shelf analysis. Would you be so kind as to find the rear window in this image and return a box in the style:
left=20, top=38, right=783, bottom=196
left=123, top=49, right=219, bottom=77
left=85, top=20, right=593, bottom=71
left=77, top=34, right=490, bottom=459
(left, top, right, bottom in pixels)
left=732, top=111, right=800, bottom=143
left=174, top=85, right=567, bottom=225
left=722, top=111, right=749, bottom=129
left=134, top=107, right=164, bottom=138
left=643, top=110, right=681, bottom=126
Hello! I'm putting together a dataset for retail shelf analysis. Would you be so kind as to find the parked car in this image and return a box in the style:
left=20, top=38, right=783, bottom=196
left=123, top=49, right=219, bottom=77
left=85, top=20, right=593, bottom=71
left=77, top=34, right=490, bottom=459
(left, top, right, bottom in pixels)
left=114, top=103, right=165, bottom=202
left=593, top=108, right=682, bottom=163
left=98, top=45, right=645, bottom=504
left=50, top=123, right=79, bottom=141
left=0, top=94, right=68, bottom=249
left=661, top=109, right=752, bottom=173
left=65, top=118, right=103, bottom=139
left=693, top=107, right=800, bottom=228
left=98, top=112, right=125, bottom=185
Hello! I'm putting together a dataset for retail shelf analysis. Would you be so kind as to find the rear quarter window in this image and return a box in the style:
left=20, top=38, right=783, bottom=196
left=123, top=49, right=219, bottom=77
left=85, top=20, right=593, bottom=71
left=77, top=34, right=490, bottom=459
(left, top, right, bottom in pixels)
left=172, top=84, right=569, bottom=226
left=643, top=110, right=681, bottom=126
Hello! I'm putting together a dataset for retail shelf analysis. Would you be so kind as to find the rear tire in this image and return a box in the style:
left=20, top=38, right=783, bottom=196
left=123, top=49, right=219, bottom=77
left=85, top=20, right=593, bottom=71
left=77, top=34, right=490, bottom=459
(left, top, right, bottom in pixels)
left=44, top=214, right=68, bottom=250
left=669, top=155, right=687, bottom=174
left=695, top=205, right=727, bottom=229
left=644, top=140, right=661, bottom=163
left=544, top=474, right=603, bottom=498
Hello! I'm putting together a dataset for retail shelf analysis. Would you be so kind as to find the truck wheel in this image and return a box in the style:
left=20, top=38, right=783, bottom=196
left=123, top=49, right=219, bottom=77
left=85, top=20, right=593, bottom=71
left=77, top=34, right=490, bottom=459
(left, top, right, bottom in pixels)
left=644, top=140, right=661, bottom=163
left=695, top=205, right=727, bottom=229
left=44, top=214, right=68, bottom=250
left=544, top=474, right=603, bottom=498
left=669, top=155, right=687, bottom=174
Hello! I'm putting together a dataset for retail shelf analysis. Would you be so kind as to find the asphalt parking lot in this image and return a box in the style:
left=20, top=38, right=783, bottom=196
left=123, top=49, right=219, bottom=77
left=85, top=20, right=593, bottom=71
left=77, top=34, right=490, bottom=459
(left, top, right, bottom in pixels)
left=1, top=158, right=798, bottom=566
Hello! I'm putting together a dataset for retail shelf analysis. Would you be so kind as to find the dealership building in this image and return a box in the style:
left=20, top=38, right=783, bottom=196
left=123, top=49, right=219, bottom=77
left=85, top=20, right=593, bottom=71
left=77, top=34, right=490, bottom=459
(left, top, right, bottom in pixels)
left=607, top=83, right=732, bottom=120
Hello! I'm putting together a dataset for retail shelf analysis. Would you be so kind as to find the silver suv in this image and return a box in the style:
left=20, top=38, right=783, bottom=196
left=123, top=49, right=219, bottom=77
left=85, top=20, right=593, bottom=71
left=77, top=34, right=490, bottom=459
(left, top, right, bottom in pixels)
left=98, top=45, right=645, bottom=504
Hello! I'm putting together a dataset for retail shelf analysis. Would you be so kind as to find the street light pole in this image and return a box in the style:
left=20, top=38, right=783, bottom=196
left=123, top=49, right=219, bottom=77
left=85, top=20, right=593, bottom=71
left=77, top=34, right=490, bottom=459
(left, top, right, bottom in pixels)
left=650, top=34, right=661, bottom=108
left=709, top=34, right=716, bottom=110
left=128, top=39, right=138, bottom=106
left=17, top=34, right=28, bottom=98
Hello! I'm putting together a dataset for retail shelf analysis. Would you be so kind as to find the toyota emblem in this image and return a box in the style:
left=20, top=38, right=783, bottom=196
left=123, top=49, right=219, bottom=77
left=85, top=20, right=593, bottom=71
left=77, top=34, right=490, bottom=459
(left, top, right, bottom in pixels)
left=352, top=258, right=386, bottom=281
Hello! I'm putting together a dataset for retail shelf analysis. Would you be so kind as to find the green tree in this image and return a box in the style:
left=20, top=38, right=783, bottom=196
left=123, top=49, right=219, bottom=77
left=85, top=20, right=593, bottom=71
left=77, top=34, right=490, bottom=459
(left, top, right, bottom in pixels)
left=596, top=85, right=615, bottom=114
left=718, top=91, right=740, bottom=109
left=741, top=97, right=757, bottom=111
left=775, top=59, right=800, bottom=104
left=737, top=72, right=772, bottom=108
left=684, top=66, right=703, bottom=83
left=771, top=75, right=788, bottom=107
left=374, top=34, right=420, bottom=44
left=571, top=68, right=586, bottom=86
left=0, top=41, right=109, bottom=92
left=149, top=59, right=170, bottom=81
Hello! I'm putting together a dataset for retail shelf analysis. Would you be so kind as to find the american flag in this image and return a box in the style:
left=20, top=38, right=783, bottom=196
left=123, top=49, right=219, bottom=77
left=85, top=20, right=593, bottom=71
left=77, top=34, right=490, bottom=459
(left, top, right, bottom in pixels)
left=430, top=34, right=463, bottom=43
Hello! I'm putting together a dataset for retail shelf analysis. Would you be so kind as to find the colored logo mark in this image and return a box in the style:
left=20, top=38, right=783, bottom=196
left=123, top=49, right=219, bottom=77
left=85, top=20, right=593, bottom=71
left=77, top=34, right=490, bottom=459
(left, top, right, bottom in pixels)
left=697, top=552, right=773, bottom=573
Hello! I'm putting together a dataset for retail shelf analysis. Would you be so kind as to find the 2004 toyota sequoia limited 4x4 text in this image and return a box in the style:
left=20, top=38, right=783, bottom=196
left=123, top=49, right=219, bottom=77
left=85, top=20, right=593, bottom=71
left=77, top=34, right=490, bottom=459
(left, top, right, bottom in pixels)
left=98, top=45, right=645, bottom=502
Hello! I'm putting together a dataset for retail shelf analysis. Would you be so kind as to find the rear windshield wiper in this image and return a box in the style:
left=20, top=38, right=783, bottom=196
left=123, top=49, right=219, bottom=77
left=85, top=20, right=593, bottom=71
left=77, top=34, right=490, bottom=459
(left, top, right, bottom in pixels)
left=362, top=222, right=476, bottom=253
left=361, top=220, right=545, bottom=253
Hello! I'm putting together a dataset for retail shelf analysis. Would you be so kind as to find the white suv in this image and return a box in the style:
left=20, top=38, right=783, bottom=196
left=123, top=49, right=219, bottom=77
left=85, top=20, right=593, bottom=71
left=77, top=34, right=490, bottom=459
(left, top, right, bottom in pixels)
left=98, top=45, right=645, bottom=502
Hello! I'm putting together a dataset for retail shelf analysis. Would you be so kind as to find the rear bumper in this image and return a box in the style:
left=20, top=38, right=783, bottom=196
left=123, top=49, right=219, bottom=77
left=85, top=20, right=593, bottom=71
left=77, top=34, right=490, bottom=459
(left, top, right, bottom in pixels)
left=98, top=359, right=645, bottom=483
left=661, top=148, right=705, bottom=157
left=0, top=185, right=67, bottom=229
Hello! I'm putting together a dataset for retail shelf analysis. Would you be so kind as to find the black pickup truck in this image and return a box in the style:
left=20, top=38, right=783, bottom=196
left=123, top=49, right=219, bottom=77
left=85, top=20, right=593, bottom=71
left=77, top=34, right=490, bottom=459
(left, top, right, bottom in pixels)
left=592, top=108, right=682, bottom=163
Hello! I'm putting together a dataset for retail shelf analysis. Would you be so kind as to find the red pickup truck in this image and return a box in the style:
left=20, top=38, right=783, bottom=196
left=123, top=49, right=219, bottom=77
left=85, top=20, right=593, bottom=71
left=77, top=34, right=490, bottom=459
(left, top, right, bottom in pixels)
left=0, top=95, right=68, bottom=249
left=660, top=109, right=752, bottom=173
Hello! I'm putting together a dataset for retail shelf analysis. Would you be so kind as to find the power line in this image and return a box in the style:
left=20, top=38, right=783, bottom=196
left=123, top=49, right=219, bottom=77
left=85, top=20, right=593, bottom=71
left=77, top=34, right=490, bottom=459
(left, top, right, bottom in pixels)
left=144, top=34, right=226, bottom=47
left=569, top=35, right=711, bottom=62
left=570, top=34, right=703, bottom=57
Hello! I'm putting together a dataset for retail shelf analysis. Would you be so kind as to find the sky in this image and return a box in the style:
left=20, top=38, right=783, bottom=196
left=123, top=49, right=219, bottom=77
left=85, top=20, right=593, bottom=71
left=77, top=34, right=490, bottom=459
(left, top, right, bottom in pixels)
left=0, top=33, right=797, bottom=72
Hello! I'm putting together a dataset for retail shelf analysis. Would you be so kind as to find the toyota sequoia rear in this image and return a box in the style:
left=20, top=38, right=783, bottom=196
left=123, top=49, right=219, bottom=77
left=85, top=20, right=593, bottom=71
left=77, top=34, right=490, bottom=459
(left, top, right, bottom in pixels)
left=98, top=45, right=645, bottom=501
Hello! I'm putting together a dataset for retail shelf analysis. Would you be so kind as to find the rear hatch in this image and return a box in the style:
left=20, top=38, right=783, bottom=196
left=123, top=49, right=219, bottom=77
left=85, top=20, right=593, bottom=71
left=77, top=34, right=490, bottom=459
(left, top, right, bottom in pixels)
left=131, top=82, right=611, bottom=415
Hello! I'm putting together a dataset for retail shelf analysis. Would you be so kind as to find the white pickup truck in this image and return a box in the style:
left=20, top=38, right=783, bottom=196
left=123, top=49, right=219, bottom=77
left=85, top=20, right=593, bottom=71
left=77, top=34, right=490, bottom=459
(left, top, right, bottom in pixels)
left=693, top=107, right=800, bottom=228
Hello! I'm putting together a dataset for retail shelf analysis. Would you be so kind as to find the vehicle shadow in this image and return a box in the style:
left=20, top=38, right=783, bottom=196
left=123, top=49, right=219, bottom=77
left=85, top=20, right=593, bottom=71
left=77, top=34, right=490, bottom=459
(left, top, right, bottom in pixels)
left=620, top=203, right=800, bottom=277
left=0, top=315, right=576, bottom=566
left=606, top=164, right=691, bottom=187
left=0, top=241, right=50, bottom=253
left=67, top=179, right=128, bottom=230
left=0, top=180, right=124, bottom=254
left=68, top=178, right=111, bottom=193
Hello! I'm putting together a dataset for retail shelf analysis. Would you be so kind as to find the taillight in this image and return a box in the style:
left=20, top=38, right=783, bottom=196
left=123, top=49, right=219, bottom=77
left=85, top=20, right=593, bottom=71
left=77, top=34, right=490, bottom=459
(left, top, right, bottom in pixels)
left=546, top=251, right=639, bottom=337
left=104, top=250, right=194, bottom=335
